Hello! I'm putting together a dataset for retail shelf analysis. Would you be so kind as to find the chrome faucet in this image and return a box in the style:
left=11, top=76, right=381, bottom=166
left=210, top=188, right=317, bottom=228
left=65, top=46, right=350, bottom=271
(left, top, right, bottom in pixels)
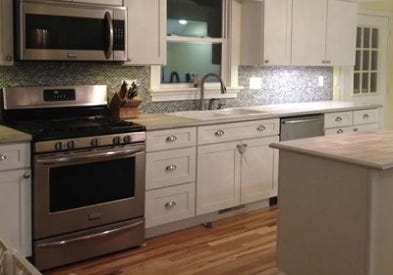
left=199, top=73, right=227, bottom=110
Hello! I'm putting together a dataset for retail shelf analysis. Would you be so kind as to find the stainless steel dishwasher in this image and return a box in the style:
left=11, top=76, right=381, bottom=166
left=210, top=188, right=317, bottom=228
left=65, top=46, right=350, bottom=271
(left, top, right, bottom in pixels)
left=280, top=114, right=324, bottom=141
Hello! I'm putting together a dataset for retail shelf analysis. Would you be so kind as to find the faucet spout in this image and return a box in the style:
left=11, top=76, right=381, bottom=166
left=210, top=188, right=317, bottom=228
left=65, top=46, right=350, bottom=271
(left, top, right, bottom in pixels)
left=199, top=73, right=227, bottom=110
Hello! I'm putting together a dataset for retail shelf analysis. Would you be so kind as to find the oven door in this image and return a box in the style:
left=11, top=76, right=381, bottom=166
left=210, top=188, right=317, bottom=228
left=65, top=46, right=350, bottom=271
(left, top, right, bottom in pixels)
left=16, top=0, right=127, bottom=61
left=34, top=144, right=145, bottom=240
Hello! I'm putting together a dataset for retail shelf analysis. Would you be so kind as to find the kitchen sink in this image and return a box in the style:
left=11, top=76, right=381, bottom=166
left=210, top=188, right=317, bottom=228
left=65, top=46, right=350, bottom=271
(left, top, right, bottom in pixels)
left=169, top=108, right=270, bottom=120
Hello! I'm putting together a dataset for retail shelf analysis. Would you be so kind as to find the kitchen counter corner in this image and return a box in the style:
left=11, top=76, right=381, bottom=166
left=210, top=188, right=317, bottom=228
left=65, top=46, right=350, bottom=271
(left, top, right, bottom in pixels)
left=0, top=125, right=32, bottom=144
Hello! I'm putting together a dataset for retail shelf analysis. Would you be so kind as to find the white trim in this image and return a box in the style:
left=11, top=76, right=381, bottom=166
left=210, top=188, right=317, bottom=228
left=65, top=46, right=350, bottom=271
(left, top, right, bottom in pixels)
left=167, top=35, right=223, bottom=44
left=149, top=87, right=242, bottom=102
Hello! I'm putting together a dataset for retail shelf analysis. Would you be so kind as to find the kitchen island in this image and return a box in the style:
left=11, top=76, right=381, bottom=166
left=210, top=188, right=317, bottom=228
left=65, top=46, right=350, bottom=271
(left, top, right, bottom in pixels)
left=270, top=130, right=393, bottom=275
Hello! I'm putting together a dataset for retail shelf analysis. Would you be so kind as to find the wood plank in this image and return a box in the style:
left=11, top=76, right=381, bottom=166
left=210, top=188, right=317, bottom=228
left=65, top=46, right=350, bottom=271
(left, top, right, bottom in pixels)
left=47, top=207, right=278, bottom=275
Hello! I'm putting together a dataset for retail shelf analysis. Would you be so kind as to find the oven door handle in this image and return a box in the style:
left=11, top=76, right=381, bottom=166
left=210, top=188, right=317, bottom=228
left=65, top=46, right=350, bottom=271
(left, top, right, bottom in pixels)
left=36, top=220, right=144, bottom=248
left=36, top=145, right=144, bottom=165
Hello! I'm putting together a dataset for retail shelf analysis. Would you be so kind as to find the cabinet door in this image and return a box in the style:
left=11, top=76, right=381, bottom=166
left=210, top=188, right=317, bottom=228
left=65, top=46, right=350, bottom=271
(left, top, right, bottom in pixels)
left=0, top=0, right=14, bottom=65
left=264, top=0, right=291, bottom=65
left=241, top=136, right=278, bottom=204
left=241, top=0, right=289, bottom=66
left=0, top=169, right=31, bottom=257
left=124, top=0, right=166, bottom=65
left=291, top=0, right=327, bottom=66
left=196, top=142, right=241, bottom=215
left=325, top=0, right=357, bottom=66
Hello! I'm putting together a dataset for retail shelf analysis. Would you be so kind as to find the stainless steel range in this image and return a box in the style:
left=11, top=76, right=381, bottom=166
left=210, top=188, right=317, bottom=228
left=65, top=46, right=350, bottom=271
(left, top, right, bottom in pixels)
left=1, top=85, right=146, bottom=271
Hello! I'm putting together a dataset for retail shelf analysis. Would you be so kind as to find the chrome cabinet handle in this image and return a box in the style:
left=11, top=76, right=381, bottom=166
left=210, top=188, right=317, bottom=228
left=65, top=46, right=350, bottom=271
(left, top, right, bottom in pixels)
left=353, top=128, right=358, bottom=132
left=166, top=135, right=177, bottom=143
left=165, top=200, right=176, bottom=209
left=165, top=164, right=177, bottom=172
left=0, top=154, right=6, bottom=161
left=215, top=130, right=225, bottom=137
left=257, top=125, right=266, bottom=132
left=264, top=59, right=270, bottom=64
left=23, top=172, right=31, bottom=179
left=5, top=55, right=12, bottom=62
left=337, top=129, right=344, bottom=134
left=335, top=116, right=343, bottom=122
left=237, top=144, right=248, bottom=154
left=363, top=113, right=370, bottom=119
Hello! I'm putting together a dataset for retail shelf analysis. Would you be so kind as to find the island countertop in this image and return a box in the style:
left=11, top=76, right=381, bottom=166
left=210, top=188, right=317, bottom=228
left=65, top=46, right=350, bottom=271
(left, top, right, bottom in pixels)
left=270, top=129, right=393, bottom=170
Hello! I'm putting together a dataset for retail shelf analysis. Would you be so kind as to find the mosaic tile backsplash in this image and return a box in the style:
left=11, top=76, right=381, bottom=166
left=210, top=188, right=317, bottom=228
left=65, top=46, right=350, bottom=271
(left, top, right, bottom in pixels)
left=0, top=62, right=333, bottom=113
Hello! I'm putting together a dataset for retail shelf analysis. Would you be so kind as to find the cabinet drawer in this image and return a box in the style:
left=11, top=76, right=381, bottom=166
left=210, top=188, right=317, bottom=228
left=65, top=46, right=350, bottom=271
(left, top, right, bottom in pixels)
left=353, top=123, right=378, bottom=132
left=0, top=143, right=30, bottom=171
left=197, top=119, right=279, bottom=145
left=146, top=127, right=196, bottom=152
left=324, top=126, right=354, bottom=135
left=145, top=183, right=195, bottom=228
left=324, top=111, right=353, bottom=128
left=353, top=109, right=378, bottom=125
left=146, top=147, right=196, bottom=190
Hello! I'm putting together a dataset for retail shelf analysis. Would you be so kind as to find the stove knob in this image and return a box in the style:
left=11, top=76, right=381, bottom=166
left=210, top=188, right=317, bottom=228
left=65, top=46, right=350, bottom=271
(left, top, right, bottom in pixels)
left=90, top=138, right=100, bottom=147
left=113, top=136, right=121, bottom=145
left=55, top=142, right=63, bottom=151
left=67, top=140, right=75, bottom=150
left=123, top=135, right=132, bottom=144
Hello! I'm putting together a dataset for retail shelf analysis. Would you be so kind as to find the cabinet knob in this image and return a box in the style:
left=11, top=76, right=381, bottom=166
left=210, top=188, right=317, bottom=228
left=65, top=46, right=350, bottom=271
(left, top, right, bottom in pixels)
left=166, top=135, right=177, bottom=143
left=215, top=130, right=225, bottom=137
left=353, top=128, right=358, bottom=132
left=0, top=154, right=7, bottom=161
left=337, top=129, right=344, bottom=134
left=237, top=144, right=248, bottom=154
left=264, top=59, right=270, bottom=64
left=165, top=164, right=177, bottom=172
left=363, top=113, right=370, bottom=119
left=165, top=200, right=177, bottom=209
left=23, top=172, right=31, bottom=179
left=257, top=125, right=266, bottom=132
left=335, top=116, right=343, bottom=122
left=5, top=55, right=13, bottom=62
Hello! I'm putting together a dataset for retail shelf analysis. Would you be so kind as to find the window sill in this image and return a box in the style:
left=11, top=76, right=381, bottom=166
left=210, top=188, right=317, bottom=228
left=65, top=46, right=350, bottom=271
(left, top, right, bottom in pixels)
left=149, top=87, right=243, bottom=102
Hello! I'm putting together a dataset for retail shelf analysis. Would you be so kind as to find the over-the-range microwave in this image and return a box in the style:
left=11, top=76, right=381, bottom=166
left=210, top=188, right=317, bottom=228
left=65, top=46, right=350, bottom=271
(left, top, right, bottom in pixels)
left=15, top=0, right=127, bottom=61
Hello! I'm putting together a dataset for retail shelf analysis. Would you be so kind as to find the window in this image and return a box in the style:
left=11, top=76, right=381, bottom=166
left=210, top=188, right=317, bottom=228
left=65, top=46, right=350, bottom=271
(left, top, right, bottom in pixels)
left=353, top=26, right=379, bottom=95
left=150, top=0, right=240, bottom=102
left=162, top=0, right=223, bottom=84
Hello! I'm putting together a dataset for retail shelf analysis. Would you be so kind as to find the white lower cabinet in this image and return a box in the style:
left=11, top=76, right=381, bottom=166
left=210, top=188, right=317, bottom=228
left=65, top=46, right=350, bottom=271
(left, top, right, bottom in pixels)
left=196, top=120, right=280, bottom=216
left=145, top=183, right=195, bottom=228
left=324, top=109, right=379, bottom=135
left=0, top=143, right=31, bottom=257
left=145, top=127, right=197, bottom=228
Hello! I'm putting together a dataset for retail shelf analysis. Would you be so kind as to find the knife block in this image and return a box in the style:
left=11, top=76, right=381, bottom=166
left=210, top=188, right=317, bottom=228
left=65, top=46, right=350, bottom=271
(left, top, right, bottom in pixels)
left=119, top=97, right=142, bottom=119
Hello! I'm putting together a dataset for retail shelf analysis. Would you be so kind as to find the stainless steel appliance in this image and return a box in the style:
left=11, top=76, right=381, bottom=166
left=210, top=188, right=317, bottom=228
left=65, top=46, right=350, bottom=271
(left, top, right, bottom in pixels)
left=2, top=85, right=145, bottom=271
left=15, top=0, right=127, bottom=61
left=280, top=114, right=325, bottom=141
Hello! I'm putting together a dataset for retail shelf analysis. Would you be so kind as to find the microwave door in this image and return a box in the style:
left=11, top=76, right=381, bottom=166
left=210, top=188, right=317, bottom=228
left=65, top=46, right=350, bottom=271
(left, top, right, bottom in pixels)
left=18, top=1, right=120, bottom=61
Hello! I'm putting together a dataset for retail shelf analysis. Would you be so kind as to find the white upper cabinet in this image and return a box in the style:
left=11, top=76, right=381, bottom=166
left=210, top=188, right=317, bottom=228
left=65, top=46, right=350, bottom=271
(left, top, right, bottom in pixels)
left=124, top=0, right=166, bottom=65
left=325, top=0, right=357, bottom=66
left=291, top=0, right=327, bottom=66
left=241, top=0, right=290, bottom=66
left=0, top=0, right=14, bottom=66
left=291, top=0, right=357, bottom=66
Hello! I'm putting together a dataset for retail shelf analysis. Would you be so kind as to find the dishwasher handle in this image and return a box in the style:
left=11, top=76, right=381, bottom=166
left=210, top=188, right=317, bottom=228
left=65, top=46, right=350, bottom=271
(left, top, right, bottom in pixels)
left=281, top=117, right=324, bottom=125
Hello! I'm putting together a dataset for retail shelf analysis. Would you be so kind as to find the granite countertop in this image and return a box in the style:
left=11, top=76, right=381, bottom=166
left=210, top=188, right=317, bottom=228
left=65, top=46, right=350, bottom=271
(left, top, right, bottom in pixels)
left=270, top=129, right=393, bottom=170
left=0, top=125, right=32, bottom=144
left=131, top=101, right=381, bottom=131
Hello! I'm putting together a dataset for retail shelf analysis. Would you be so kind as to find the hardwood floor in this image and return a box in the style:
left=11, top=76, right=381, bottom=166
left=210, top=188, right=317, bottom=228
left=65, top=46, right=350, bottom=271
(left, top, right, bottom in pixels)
left=47, top=207, right=278, bottom=275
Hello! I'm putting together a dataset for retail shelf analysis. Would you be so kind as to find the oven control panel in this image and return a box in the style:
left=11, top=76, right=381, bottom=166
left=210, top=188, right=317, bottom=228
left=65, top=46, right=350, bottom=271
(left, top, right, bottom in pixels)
left=43, top=89, right=76, bottom=101
left=35, top=132, right=146, bottom=153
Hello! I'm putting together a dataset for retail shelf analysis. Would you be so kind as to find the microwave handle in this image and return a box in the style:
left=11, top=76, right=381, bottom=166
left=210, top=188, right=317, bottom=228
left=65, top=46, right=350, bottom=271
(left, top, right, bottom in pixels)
left=104, top=11, right=114, bottom=59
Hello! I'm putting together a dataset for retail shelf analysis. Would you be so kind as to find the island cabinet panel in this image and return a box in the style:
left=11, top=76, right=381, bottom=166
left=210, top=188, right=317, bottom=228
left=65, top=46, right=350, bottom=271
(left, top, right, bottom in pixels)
left=277, top=151, right=370, bottom=275
left=353, top=109, right=378, bottom=125
left=324, top=111, right=353, bottom=128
